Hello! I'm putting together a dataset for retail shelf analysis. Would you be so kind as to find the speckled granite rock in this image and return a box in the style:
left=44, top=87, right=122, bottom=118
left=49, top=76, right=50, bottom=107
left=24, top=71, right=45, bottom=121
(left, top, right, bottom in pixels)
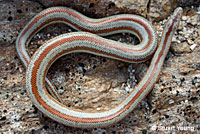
left=36, top=0, right=149, bottom=17
left=0, top=0, right=200, bottom=133
left=178, top=0, right=200, bottom=7
left=36, top=0, right=181, bottom=21
left=0, top=0, right=43, bottom=45
left=35, top=0, right=200, bottom=22
left=148, top=0, right=178, bottom=21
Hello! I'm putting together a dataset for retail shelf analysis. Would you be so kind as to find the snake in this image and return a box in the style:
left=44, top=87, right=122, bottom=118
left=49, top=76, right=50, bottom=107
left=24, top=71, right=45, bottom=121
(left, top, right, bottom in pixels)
left=16, top=7, right=183, bottom=128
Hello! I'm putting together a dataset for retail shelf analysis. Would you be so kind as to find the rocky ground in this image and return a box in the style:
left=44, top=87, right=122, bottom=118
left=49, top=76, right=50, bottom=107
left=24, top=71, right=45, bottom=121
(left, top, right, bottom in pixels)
left=0, top=0, right=199, bottom=134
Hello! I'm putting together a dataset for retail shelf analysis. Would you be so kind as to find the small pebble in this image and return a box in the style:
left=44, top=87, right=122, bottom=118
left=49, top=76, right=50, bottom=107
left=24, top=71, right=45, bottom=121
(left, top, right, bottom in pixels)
left=187, top=39, right=194, bottom=45
left=182, top=16, right=187, bottom=21
left=169, top=99, right=175, bottom=105
left=190, top=44, right=197, bottom=51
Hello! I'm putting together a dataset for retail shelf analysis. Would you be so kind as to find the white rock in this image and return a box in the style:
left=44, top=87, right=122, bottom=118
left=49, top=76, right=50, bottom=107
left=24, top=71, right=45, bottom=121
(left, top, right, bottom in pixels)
left=190, top=44, right=197, bottom=51
left=182, top=16, right=187, bottom=21
left=168, top=99, right=175, bottom=104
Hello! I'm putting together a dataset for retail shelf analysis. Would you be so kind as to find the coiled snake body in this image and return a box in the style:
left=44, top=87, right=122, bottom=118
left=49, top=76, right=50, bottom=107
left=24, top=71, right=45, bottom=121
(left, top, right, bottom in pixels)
left=16, top=7, right=183, bottom=128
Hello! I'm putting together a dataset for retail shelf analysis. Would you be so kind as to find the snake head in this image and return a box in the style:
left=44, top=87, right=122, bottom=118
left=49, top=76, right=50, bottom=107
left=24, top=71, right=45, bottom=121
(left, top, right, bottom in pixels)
left=165, top=7, right=183, bottom=32
left=172, top=7, right=183, bottom=27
